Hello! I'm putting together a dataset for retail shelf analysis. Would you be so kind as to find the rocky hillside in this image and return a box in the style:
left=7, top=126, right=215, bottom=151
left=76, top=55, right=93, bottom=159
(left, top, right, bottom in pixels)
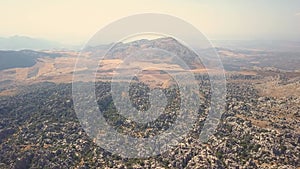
left=0, top=73, right=299, bottom=168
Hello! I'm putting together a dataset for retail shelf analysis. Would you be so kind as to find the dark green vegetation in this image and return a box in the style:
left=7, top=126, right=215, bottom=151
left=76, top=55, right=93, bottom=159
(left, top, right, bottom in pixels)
left=0, top=74, right=299, bottom=168
left=0, top=50, right=61, bottom=70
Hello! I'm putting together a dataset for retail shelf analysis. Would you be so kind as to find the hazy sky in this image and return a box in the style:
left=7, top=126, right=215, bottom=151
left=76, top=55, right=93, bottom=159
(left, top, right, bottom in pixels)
left=1, top=0, right=300, bottom=45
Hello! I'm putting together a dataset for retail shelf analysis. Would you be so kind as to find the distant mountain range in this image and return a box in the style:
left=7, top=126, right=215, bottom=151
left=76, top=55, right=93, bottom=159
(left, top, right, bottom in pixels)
left=0, top=36, right=66, bottom=50
left=212, top=40, right=300, bottom=52
left=0, top=37, right=299, bottom=74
